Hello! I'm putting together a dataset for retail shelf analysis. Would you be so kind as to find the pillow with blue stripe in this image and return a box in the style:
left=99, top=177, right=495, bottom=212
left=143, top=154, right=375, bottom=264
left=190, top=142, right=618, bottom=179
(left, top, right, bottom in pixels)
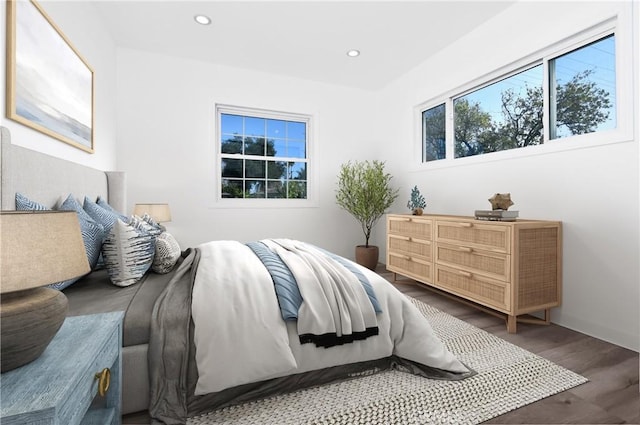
left=130, top=214, right=163, bottom=237
left=96, top=196, right=129, bottom=221
left=102, top=219, right=156, bottom=287
left=15, top=193, right=103, bottom=290
left=15, top=192, right=49, bottom=210
left=84, top=196, right=127, bottom=233
left=58, top=194, right=107, bottom=271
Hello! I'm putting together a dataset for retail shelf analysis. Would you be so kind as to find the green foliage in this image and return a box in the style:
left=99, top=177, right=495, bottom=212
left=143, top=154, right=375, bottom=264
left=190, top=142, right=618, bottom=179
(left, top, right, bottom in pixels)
left=336, top=160, right=399, bottom=247
left=221, top=136, right=307, bottom=198
left=407, top=186, right=426, bottom=211
left=555, top=70, right=611, bottom=134
left=423, top=105, right=446, bottom=161
left=454, top=69, right=611, bottom=158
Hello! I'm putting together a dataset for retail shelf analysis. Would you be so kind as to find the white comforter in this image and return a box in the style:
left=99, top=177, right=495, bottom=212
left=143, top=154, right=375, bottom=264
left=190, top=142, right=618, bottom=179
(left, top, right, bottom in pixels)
left=191, top=240, right=470, bottom=395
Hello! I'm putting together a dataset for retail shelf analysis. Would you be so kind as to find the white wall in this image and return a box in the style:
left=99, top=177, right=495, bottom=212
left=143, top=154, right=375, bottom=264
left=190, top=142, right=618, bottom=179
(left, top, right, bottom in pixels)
left=116, top=48, right=380, bottom=258
left=3, top=0, right=636, bottom=351
left=374, top=1, right=639, bottom=351
left=0, top=0, right=117, bottom=171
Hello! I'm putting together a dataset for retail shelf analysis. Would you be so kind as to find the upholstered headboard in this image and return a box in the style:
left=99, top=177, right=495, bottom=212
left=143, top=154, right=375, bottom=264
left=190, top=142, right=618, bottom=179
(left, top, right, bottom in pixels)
left=0, top=126, right=126, bottom=212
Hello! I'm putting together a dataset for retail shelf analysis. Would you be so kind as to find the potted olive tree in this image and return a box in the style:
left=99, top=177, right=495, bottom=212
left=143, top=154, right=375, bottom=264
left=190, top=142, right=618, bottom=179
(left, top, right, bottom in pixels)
left=336, top=160, right=399, bottom=270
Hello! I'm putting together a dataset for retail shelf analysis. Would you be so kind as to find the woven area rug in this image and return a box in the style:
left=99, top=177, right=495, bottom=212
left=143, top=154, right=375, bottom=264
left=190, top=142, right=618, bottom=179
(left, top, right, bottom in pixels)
left=188, top=297, right=588, bottom=425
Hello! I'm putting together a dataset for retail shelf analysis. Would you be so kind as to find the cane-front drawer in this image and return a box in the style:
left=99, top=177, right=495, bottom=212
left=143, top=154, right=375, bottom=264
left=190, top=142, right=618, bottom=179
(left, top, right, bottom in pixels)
left=435, top=243, right=510, bottom=282
left=434, top=264, right=510, bottom=312
left=388, top=216, right=432, bottom=240
left=388, top=251, right=433, bottom=282
left=388, top=234, right=432, bottom=262
left=435, top=220, right=511, bottom=253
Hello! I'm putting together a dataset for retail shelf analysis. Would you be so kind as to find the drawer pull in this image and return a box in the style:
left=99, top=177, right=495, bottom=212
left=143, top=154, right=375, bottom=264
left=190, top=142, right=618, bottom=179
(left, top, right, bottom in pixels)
left=391, top=217, right=411, bottom=222
left=457, top=246, right=473, bottom=253
left=458, top=270, right=473, bottom=278
left=458, top=222, right=473, bottom=228
left=95, top=368, right=111, bottom=397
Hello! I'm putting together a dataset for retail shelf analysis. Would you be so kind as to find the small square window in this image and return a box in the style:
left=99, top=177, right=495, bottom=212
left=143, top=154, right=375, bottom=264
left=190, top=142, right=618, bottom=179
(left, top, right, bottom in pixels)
left=218, top=106, right=310, bottom=200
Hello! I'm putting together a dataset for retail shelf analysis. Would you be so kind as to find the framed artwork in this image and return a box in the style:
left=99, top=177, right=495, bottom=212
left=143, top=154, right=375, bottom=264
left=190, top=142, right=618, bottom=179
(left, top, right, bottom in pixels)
left=6, top=0, right=94, bottom=153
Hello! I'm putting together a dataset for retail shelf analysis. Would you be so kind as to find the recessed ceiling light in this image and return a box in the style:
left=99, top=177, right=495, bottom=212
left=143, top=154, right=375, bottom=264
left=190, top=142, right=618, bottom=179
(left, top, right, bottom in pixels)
left=346, top=49, right=360, bottom=57
left=194, top=15, right=211, bottom=25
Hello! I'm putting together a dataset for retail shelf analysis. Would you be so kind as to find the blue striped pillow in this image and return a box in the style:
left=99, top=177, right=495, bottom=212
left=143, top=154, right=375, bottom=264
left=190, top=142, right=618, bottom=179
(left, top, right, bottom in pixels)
left=58, top=195, right=106, bottom=271
left=84, top=196, right=126, bottom=233
left=15, top=193, right=102, bottom=290
left=96, top=196, right=129, bottom=222
left=102, top=219, right=156, bottom=287
left=15, top=193, right=49, bottom=210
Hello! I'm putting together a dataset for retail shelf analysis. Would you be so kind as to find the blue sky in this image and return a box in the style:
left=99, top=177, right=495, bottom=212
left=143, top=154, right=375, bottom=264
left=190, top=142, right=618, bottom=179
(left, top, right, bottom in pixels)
left=454, top=34, right=616, bottom=137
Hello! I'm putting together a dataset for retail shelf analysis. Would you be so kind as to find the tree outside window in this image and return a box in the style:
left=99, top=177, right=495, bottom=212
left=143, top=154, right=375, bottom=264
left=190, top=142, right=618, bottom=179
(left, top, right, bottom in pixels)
left=422, top=34, right=616, bottom=162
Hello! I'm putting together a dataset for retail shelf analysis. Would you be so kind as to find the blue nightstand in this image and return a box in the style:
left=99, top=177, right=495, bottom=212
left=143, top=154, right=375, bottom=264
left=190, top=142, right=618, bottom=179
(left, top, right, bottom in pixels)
left=1, top=312, right=123, bottom=425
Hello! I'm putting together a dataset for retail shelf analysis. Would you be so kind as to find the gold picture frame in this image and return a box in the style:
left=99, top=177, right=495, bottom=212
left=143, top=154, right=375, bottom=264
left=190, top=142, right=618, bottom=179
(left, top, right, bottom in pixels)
left=6, top=0, right=94, bottom=153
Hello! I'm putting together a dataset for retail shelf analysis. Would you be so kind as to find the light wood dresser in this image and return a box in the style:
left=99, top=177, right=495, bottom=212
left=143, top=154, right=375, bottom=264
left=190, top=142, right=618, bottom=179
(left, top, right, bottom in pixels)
left=386, top=214, right=562, bottom=333
left=0, top=312, right=123, bottom=425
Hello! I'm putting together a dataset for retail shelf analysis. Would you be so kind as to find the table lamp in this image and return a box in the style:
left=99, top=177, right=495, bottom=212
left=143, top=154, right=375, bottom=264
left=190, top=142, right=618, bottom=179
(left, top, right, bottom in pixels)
left=1, top=211, right=90, bottom=373
left=133, top=203, right=172, bottom=223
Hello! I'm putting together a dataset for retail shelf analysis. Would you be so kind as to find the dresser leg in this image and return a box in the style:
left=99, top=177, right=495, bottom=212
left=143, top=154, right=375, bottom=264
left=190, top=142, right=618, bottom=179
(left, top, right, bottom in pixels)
left=507, top=315, right=517, bottom=333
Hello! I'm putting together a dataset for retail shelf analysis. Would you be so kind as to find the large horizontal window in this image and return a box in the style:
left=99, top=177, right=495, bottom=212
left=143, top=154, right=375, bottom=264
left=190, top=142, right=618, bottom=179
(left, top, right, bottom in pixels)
left=454, top=65, right=543, bottom=158
left=419, top=24, right=623, bottom=164
left=218, top=106, right=310, bottom=200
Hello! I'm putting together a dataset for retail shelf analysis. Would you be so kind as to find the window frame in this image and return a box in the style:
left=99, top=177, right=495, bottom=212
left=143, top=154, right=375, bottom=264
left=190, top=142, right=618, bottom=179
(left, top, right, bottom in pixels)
left=414, top=16, right=633, bottom=169
left=215, top=104, right=317, bottom=208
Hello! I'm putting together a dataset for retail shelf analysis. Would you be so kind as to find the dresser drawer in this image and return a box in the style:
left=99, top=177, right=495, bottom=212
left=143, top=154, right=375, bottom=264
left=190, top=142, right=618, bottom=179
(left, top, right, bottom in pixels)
left=435, top=220, right=511, bottom=253
left=388, top=234, right=432, bottom=262
left=388, top=252, right=432, bottom=282
left=59, top=326, right=119, bottom=425
left=88, top=327, right=119, bottom=395
left=388, top=216, right=432, bottom=240
left=434, top=264, right=510, bottom=312
left=435, top=243, right=510, bottom=282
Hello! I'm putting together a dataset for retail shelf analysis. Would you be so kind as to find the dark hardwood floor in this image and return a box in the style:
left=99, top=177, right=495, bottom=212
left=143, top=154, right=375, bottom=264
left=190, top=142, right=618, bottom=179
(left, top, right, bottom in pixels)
left=124, top=267, right=639, bottom=425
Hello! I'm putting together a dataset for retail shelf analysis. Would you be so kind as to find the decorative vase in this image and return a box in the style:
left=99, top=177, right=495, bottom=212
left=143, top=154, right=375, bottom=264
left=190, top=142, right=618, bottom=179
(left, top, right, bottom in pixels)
left=1, top=287, right=68, bottom=372
left=412, top=208, right=423, bottom=216
left=355, top=245, right=379, bottom=271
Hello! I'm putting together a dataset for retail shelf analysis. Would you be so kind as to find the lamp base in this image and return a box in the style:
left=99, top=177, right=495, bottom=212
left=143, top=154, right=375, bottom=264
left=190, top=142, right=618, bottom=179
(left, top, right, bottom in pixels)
left=1, top=287, right=68, bottom=373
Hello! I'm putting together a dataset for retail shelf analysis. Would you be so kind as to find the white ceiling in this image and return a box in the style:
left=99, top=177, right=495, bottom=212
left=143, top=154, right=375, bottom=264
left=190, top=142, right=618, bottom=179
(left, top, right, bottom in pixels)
left=93, top=1, right=516, bottom=90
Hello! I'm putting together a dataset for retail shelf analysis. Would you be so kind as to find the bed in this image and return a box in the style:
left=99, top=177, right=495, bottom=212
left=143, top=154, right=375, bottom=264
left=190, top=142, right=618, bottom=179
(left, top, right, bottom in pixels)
left=0, top=126, right=473, bottom=425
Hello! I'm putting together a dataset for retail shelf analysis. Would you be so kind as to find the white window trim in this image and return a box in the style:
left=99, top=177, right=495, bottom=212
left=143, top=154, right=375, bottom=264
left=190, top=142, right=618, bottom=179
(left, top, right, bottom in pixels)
left=414, top=13, right=634, bottom=171
left=214, top=104, right=318, bottom=208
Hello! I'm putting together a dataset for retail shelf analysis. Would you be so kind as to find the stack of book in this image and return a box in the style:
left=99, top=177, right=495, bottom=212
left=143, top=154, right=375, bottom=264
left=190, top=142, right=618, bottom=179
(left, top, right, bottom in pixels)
left=474, top=210, right=519, bottom=221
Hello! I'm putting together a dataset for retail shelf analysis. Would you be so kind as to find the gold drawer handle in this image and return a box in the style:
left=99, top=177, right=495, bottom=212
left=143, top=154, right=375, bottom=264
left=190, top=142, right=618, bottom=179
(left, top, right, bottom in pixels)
left=458, top=222, right=473, bottom=228
left=457, top=246, right=473, bottom=253
left=458, top=270, right=473, bottom=278
left=95, top=368, right=111, bottom=397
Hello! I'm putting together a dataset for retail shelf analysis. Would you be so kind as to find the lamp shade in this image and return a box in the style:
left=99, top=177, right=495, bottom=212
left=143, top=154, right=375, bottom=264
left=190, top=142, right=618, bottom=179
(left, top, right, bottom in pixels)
left=1, top=211, right=90, bottom=293
left=133, top=203, right=172, bottom=223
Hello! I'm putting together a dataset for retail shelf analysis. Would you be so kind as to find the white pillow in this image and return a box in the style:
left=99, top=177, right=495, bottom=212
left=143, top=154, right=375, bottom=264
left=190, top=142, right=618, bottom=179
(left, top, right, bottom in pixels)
left=152, top=232, right=181, bottom=274
left=102, top=219, right=156, bottom=287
